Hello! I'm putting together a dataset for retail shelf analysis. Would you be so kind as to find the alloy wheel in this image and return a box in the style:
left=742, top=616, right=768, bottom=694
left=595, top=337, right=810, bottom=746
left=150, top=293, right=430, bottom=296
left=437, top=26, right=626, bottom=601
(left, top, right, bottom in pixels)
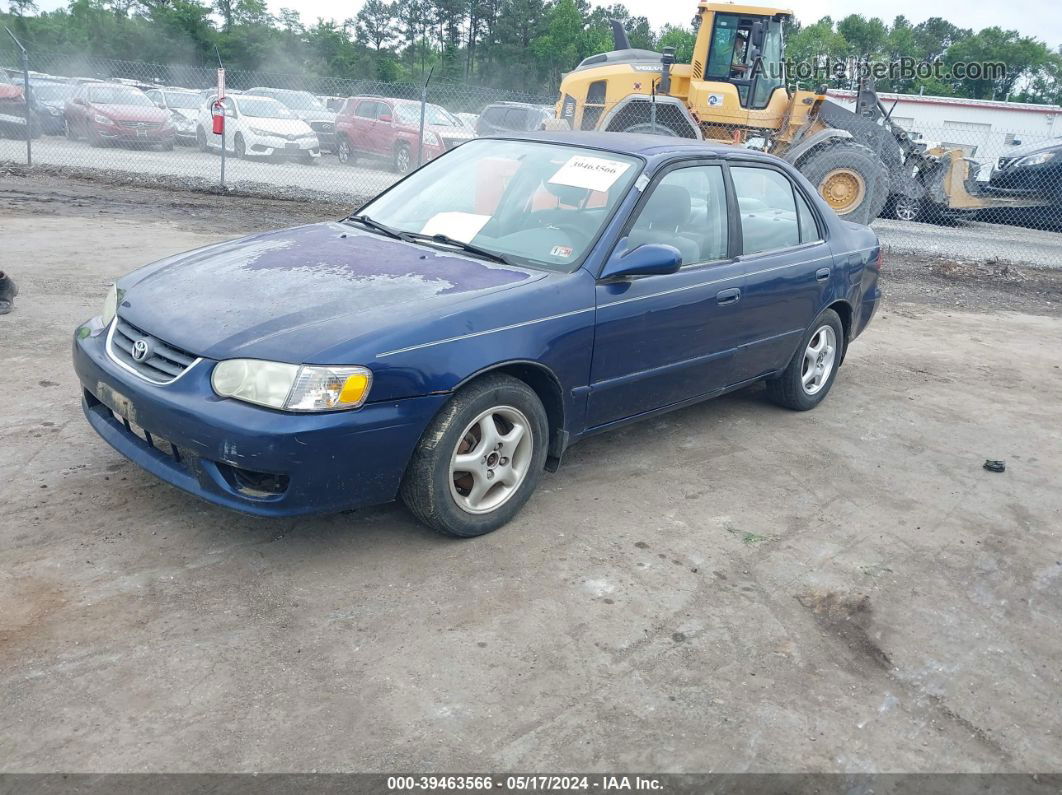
left=801, top=325, right=838, bottom=396
left=448, top=405, right=533, bottom=515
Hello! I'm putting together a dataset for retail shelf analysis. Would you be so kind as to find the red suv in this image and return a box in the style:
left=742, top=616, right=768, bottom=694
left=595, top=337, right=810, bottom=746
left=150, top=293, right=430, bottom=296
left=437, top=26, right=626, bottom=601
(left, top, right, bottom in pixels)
left=64, top=82, right=175, bottom=149
left=334, top=96, right=473, bottom=174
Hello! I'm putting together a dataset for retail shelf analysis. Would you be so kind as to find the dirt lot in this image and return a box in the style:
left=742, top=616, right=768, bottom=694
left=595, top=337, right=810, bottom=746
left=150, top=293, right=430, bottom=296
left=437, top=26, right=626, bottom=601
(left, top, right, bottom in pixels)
left=1, top=174, right=1061, bottom=774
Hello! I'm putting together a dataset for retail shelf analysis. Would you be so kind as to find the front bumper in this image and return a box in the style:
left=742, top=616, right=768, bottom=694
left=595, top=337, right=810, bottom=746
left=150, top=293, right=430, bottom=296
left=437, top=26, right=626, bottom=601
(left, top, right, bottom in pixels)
left=73, top=320, right=446, bottom=517
left=247, top=134, right=320, bottom=158
left=93, top=123, right=175, bottom=144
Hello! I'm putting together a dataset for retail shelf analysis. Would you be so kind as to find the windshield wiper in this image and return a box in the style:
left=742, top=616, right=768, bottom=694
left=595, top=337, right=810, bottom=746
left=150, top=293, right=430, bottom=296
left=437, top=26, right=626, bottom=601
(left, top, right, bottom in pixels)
left=398, top=231, right=517, bottom=267
left=344, top=213, right=404, bottom=240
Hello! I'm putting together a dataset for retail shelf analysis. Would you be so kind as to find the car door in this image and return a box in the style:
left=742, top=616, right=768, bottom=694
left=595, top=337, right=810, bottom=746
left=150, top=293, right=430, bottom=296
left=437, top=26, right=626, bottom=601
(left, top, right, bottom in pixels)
left=587, top=162, right=747, bottom=429
left=350, top=99, right=378, bottom=154
left=370, top=101, right=394, bottom=155
left=727, top=163, right=835, bottom=381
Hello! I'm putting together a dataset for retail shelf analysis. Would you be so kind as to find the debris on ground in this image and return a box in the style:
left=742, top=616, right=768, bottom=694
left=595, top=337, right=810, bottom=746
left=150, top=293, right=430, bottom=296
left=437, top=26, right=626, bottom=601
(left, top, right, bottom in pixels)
left=983, top=459, right=1007, bottom=473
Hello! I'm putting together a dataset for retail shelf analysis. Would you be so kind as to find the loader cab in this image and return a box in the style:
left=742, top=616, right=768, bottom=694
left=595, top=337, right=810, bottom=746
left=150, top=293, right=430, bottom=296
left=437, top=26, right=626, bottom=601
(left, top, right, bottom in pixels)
left=696, top=6, right=787, bottom=110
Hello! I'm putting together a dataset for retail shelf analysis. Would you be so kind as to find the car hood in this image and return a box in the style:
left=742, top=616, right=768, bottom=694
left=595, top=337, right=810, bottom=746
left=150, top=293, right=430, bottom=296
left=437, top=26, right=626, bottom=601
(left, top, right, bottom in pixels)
left=1001, top=138, right=1062, bottom=160
left=92, top=103, right=169, bottom=123
left=117, top=222, right=542, bottom=362
left=430, top=124, right=475, bottom=140
left=169, top=107, right=198, bottom=121
left=242, top=115, right=313, bottom=134
left=290, top=108, right=335, bottom=123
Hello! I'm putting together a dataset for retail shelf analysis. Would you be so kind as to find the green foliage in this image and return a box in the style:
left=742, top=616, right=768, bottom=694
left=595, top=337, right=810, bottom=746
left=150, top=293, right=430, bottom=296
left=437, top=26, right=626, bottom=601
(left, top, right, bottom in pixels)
left=0, top=0, right=1059, bottom=105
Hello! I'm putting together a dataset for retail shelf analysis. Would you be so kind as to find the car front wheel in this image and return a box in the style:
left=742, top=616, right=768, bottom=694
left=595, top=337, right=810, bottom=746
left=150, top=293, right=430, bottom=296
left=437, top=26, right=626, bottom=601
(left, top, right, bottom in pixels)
left=401, top=374, right=549, bottom=537
left=766, top=308, right=845, bottom=411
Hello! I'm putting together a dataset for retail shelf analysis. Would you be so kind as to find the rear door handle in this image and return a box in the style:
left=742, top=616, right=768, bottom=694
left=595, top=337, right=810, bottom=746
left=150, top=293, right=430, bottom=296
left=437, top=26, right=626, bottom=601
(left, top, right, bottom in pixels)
left=815, top=267, right=831, bottom=282
left=716, top=287, right=741, bottom=305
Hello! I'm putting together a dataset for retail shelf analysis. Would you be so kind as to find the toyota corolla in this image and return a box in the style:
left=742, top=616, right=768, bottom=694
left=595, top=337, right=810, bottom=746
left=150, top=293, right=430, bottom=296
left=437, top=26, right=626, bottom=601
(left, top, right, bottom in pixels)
left=73, top=132, right=881, bottom=537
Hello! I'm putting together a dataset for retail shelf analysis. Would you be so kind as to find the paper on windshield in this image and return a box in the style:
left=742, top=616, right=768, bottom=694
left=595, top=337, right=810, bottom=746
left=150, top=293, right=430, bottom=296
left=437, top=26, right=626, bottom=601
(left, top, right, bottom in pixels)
left=548, top=155, right=631, bottom=193
left=421, top=212, right=491, bottom=243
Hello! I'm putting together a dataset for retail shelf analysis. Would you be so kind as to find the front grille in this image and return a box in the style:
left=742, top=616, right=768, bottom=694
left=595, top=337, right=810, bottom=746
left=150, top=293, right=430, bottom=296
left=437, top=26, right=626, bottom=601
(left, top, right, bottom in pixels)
left=119, top=121, right=162, bottom=130
left=108, top=317, right=198, bottom=384
left=441, top=137, right=465, bottom=151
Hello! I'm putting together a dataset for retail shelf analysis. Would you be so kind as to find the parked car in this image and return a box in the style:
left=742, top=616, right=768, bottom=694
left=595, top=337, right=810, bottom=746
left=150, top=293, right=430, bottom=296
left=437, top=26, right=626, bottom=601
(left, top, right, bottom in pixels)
left=64, top=82, right=175, bottom=149
left=986, top=137, right=1062, bottom=207
left=0, top=73, right=33, bottom=139
left=144, top=87, right=202, bottom=145
left=244, top=87, right=337, bottom=153
left=335, top=96, right=474, bottom=173
left=475, top=102, right=554, bottom=136
left=195, top=93, right=320, bottom=162
left=456, top=112, right=479, bottom=133
left=28, top=80, right=76, bottom=135
left=319, top=94, right=346, bottom=113
left=73, top=132, right=881, bottom=537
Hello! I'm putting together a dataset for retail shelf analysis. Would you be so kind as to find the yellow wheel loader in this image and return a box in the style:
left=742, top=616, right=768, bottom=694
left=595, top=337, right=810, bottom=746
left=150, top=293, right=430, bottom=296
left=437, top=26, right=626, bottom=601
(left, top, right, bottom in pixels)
left=555, top=2, right=1017, bottom=224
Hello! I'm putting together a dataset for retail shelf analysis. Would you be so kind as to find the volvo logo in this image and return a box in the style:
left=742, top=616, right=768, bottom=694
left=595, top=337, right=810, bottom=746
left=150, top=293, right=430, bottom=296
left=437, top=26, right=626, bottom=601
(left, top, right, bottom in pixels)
left=131, top=339, right=151, bottom=362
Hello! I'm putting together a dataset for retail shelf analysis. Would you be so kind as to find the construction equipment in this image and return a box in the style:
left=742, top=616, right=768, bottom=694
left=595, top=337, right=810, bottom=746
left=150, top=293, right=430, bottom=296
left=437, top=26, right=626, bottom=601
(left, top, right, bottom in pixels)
left=555, top=2, right=1026, bottom=224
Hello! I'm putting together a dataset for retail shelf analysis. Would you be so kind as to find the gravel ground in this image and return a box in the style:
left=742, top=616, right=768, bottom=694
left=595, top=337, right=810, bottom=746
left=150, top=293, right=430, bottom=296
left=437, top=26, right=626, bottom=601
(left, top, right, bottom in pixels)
left=2, top=175, right=1062, bottom=775
left=4, top=134, right=1062, bottom=268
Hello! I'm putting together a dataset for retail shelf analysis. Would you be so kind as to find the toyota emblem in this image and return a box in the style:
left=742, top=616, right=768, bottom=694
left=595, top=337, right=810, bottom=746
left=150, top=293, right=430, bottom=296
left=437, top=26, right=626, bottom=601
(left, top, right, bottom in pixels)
left=132, top=339, right=150, bottom=362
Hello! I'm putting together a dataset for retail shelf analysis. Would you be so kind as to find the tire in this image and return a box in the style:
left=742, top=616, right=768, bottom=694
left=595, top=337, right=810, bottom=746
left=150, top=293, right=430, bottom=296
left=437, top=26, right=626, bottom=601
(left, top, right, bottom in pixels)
left=622, top=122, right=680, bottom=137
left=889, top=193, right=923, bottom=222
left=798, top=143, right=890, bottom=225
left=65, top=118, right=78, bottom=141
left=337, top=135, right=355, bottom=165
left=400, top=374, right=549, bottom=537
left=393, top=142, right=412, bottom=174
left=161, top=140, right=174, bottom=152
left=233, top=134, right=246, bottom=159
left=88, top=126, right=104, bottom=147
left=766, top=309, right=845, bottom=411
left=196, top=126, right=208, bottom=152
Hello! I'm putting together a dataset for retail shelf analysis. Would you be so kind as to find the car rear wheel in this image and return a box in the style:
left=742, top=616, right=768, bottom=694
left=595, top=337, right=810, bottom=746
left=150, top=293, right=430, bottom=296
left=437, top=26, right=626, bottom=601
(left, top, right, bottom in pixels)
left=766, top=309, right=845, bottom=411
left=400, top=374, right=549, bottom=537
left=891, top=194, right=923, bottom=222
left=337, top=136, right=355, bottom=165
left=393, top=142, right=412, bottom=174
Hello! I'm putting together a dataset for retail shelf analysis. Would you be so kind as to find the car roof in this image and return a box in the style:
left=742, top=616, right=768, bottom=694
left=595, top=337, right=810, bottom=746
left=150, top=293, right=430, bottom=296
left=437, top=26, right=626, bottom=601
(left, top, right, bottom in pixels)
left=497, top=130, right=774, bottom=161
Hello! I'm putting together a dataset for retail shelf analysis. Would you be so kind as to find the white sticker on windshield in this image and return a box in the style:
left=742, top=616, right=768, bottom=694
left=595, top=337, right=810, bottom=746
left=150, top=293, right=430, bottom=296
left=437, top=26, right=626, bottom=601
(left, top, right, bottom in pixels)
left=548, top=155, right=631, bottom=193
left=420, top=212, right=491, bottom=243
left=634, top=174, right=650, bottom=192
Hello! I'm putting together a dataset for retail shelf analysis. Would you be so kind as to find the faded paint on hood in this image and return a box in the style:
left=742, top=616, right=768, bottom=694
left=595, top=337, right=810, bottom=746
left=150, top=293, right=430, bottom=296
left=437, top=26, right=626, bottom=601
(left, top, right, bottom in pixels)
left=91, top=103, right=170, bottom=124
left=118, top=222, right=539, bottom=362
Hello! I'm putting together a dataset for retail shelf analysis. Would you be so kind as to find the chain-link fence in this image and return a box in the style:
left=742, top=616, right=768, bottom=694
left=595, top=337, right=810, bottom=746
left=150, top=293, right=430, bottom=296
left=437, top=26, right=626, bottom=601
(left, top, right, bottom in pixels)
left=2, top=46, right=1061, bottom=268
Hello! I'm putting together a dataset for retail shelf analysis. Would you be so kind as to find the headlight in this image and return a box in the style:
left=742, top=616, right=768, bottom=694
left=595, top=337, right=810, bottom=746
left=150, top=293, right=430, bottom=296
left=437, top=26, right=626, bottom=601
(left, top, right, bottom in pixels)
left=212, top=360, right=373, bottom=412
left=101, top=283, right=118, bottom=326
left=1015, top=152, right=1056, bottom=167
left=48, top=106, right=61, bottom=116
left=423, top=130, right=440, bottom=146
left=93, top=114, right=114, bottom=126
left=248, top=126, right=277, bottom=137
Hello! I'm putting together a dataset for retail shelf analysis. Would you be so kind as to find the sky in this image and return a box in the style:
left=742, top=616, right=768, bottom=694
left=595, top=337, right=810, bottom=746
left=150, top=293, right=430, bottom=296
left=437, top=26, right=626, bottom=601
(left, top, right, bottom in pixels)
left=28, top=0, right=1062, bottom=47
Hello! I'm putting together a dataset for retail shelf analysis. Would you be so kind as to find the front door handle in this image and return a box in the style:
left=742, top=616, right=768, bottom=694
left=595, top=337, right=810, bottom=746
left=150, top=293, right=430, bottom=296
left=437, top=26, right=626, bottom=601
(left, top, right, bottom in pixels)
left=815, top=267, right=831, bottom=282
left=716, top=287, right=741, bottom=306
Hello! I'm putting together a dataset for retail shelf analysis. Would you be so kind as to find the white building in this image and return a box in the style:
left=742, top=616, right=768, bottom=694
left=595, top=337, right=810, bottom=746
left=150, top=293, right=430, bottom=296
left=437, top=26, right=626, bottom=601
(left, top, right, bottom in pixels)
left=829, top=89, right=1062, bottom=180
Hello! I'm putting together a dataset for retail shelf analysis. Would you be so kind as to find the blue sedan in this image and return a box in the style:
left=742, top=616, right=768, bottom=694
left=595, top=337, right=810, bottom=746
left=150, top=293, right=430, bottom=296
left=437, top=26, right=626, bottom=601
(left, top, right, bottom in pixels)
left=73, top=132, right=881, bottom=536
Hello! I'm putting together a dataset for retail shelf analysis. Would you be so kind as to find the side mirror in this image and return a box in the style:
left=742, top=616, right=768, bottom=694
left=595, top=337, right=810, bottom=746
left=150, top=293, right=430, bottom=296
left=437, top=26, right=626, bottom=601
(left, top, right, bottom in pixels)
left=750, top=20, right=766, bottom=49
left=600, top=242, right=682, bottom=280
left=378, top=113, right=393, bottom=124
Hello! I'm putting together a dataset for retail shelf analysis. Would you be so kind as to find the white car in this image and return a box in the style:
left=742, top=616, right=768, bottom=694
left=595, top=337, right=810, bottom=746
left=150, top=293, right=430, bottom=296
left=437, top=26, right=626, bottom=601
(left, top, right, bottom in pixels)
left=145, top=88, right=202, bottom=145
left=195, top=94, right=320, bottom=162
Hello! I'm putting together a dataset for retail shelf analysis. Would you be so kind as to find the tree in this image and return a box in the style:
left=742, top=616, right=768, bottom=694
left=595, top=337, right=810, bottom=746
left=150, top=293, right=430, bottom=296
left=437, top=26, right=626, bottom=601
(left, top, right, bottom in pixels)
left=355, top=0, right=396, bottom=51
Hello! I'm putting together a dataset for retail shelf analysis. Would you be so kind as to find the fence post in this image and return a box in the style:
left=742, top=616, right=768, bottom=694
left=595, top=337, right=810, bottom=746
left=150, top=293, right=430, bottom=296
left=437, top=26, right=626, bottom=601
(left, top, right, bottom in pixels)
left=215, top=47, right=225, bottom=191
left=4, top=27, right=31, bottom=167
left=650, top=80, right=657, bottom=135
left=417, top=65, right=434, bottom=168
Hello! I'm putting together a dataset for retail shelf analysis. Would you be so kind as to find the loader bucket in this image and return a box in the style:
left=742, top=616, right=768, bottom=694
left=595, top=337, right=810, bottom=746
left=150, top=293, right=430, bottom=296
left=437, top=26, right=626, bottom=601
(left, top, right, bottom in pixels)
left=924, top=147, right=991, bottom=211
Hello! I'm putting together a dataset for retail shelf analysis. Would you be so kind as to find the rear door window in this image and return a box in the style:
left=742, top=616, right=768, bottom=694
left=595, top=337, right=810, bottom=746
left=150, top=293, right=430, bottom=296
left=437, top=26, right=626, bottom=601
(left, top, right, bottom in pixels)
left=730, top=166, right=801, bottom=255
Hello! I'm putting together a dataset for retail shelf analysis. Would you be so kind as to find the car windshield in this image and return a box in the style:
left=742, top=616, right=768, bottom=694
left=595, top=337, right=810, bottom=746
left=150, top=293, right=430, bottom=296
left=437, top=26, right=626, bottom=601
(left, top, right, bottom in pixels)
left=352, top=139, right=642, bottom=272
left=32, top=83, right=74, bottom=101
left=394, top=103, right=461, bottom=127
left=165, top=92, right=200, bottom=109
left=89, top=87, right=153, bottom=106
left=236, top=97, right=296, bottom=119
left=270, top=91, right=325, bottom=111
